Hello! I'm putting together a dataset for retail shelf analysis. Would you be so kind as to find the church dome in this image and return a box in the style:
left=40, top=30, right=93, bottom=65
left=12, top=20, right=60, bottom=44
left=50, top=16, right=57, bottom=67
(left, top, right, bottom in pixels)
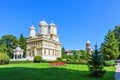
left=39, top=20, right=48, bottom=26
left=49, top=20, right=56, bottom=26
left=30, top=25, right=35, bottom=30
left=50, top=22, right=56, bottom=26
left=87, top=40, right=90, bottom=44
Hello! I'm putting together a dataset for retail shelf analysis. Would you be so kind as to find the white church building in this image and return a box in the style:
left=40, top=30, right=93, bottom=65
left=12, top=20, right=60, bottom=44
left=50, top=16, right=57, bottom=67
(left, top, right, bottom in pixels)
left=26, top=19, right=62, bottom=61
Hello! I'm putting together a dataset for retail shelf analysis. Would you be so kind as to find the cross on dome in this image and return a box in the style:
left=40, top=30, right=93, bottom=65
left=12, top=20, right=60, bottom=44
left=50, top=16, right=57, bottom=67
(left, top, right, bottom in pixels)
left=30, top=25, right=35, bottom=30
left=39, top=18, right=48, bottom=25
left=51, top=20, right=54, bottom=23
left=50, top=19, right=56, bottom=26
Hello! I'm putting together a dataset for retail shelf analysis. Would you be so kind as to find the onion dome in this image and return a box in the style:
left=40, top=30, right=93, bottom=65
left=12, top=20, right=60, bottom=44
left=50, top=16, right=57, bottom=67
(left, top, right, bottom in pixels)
left=87, top=40, right=90, bottom=44
left=30, top=25, right=35, bottom=30
left=49, top=20, right=56, bottom=26
left=39, top=19, right=48, bottom=26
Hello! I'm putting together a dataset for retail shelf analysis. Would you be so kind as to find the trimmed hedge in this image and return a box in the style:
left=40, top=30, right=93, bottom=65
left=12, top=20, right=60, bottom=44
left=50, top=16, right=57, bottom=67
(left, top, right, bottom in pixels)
left=10, top=61, right=33, bottom=64
left=57, top=57, right=63, bottom=61
left=104, top=60, right=116, bottom=66
left=0, top=53, right=10, bottom=64
left=34, top=55, right=42, bottom=63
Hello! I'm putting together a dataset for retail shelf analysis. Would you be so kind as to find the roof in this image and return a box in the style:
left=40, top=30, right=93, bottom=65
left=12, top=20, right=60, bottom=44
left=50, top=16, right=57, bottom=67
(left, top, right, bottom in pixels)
left=14, top=46, right=23, bottom=51
left=39, top=20, right=48, bottom=26
left=87, top=40, right=90, bottom=43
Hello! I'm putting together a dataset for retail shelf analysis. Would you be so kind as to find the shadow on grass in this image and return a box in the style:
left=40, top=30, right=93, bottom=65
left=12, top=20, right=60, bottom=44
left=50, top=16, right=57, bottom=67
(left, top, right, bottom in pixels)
left=0, top=67, right=115, bottom=80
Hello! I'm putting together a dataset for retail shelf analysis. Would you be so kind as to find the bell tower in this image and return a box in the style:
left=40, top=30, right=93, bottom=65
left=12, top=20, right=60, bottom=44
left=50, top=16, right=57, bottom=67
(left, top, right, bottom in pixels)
left=86, top=40, right=92, bottom=55
left=38, top=19, right=48, bottom=35
left=49, top=20, right=59, bottom=41
left=30, top=25, right=36, bottom=38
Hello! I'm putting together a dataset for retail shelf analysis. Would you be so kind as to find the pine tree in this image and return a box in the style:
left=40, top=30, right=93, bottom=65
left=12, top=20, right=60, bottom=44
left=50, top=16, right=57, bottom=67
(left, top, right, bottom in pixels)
left=88, top=44, right=106, bottom=77
left=113, top=25, right=120, bottom=50
left=18, top=34, right=26, bottom=57
left=101, top=30, right=119, bottom=60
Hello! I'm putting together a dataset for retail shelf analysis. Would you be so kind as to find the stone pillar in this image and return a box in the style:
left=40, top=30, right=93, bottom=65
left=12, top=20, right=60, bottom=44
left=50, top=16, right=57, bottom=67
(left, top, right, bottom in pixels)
left=35, top=48, right=37, bottom=56
left=13, top=52, right=15, bottom=59
left=16, top=52, right=18, bottom=59
left=42, top=49, right=44, bottom=56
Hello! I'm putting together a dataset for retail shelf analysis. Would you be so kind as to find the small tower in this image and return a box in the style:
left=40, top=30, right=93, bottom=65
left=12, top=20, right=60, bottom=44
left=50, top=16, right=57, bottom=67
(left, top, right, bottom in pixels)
left=49, top=20, right=57, bottom=35
left=49, top=20, right=59, bottom=41
left=30, top=25, right=36, bottom=38
left=86, top=40, right=92, bottom=55
left=38, top=19, right=48, bottom=35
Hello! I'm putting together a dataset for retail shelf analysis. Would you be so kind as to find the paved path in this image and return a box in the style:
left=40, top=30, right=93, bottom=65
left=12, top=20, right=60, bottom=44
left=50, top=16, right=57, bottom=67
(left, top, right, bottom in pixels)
left=115, top=62, right=120, bottom=80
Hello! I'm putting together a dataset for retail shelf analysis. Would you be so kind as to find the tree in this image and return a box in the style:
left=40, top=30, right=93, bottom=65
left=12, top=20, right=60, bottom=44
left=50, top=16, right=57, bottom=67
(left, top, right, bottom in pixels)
left=0, top=35, right=18, bottom=58
left=18, top=34, right=26, bottom=57
left=61, top=47, right=65, bottom=54
left=113, top=25, right=120, bottom=51
left=79, top=50, right=88, bottom=59
left=0, top=43, right=8, bottom=54
left=100, top=30, right=119, bottom=60
left=74, top=54, right=80, bottom=60
left=88, top=44, right=106, bottom=77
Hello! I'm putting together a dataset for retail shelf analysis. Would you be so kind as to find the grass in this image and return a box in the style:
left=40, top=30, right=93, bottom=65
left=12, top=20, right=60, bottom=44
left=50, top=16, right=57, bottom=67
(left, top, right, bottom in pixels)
left=0, top=63, right=115, bottom=80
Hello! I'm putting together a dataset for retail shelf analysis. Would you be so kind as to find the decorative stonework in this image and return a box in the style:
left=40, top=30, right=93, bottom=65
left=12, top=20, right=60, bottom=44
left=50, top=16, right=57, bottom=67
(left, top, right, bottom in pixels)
left=26, top=19, right=61, bottom=61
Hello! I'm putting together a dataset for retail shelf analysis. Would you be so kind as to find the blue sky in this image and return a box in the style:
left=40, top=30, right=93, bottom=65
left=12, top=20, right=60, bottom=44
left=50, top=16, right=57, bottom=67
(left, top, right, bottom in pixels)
left=0, top=0, right=120, bottom=50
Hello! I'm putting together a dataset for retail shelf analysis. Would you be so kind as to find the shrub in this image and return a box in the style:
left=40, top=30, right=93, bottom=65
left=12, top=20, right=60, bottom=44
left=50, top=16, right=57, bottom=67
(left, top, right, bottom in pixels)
left=104, top=60, right=116, bottom=66
left=0, top=52, right=10, bottom=64
left=75, top=54, right=80, bottom=60
left=57, top=57, right=63, bottom=61
left=66, top=58, right=73, bottom=62
left=62, top=54, right=68, bottom=59
left=79, top=59, right=87, bottom=64
left=69, top=55, right=74, bottom=60
left=34, top=55, right=42, bottom=63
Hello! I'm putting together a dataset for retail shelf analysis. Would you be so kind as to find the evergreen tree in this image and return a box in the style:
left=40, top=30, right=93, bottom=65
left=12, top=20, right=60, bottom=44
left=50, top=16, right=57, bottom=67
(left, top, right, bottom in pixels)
left=18, top=34, right=26, bottom=57
left=88, top=44, right=106, bottom=77
left=113, top=25, right=120, bottom=51
left=100, top=30, right=119, bottom=60
left=62, top=47, right=67, bottom=59
left=62, top=47, right=65, bottom=54
left=112, top=25, right=120, bottom=59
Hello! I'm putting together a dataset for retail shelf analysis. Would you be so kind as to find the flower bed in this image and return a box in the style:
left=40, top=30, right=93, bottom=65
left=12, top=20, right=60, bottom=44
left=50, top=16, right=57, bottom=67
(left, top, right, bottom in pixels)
left=49, top=62, right=65, bottom=66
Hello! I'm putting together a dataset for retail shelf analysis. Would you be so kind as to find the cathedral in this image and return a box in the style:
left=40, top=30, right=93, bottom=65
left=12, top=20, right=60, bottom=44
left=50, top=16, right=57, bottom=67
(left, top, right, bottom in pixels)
left=26, top=19, right=61, bottom=61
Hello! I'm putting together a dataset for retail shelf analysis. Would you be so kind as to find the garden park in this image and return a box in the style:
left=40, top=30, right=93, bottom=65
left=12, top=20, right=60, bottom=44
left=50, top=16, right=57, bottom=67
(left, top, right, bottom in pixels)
left=0, top=25, right=120, bottom=80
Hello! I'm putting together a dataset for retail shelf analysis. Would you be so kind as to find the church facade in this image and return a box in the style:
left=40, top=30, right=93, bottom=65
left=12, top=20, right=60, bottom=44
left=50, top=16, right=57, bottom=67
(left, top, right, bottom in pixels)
left=26, top=19, right=61, bottom=61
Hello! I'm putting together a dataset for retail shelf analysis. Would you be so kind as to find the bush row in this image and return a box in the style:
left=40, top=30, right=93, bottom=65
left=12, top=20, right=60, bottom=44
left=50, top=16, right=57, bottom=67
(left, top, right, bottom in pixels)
left=10, top=61, right=33, bottom=64
left=104, top=60, right=116, bottom=66
left=8, top=55, right=117, bottom=66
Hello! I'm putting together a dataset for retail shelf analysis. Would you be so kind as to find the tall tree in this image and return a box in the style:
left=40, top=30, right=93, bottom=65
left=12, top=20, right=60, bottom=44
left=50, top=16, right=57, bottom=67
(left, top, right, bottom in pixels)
left=18, top=34, right=26, bottom=57
left=0, top=35, right=18, bottom=58
left=100, top=30, right=119, bottom=60
left=113, top=25, right=120, bottom=51
left=62, top=47, right=65, bottom=54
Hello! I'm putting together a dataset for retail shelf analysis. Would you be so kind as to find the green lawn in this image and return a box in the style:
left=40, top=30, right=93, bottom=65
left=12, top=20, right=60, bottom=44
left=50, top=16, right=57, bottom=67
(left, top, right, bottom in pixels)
left=0, top=63, right=115, bottom=80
